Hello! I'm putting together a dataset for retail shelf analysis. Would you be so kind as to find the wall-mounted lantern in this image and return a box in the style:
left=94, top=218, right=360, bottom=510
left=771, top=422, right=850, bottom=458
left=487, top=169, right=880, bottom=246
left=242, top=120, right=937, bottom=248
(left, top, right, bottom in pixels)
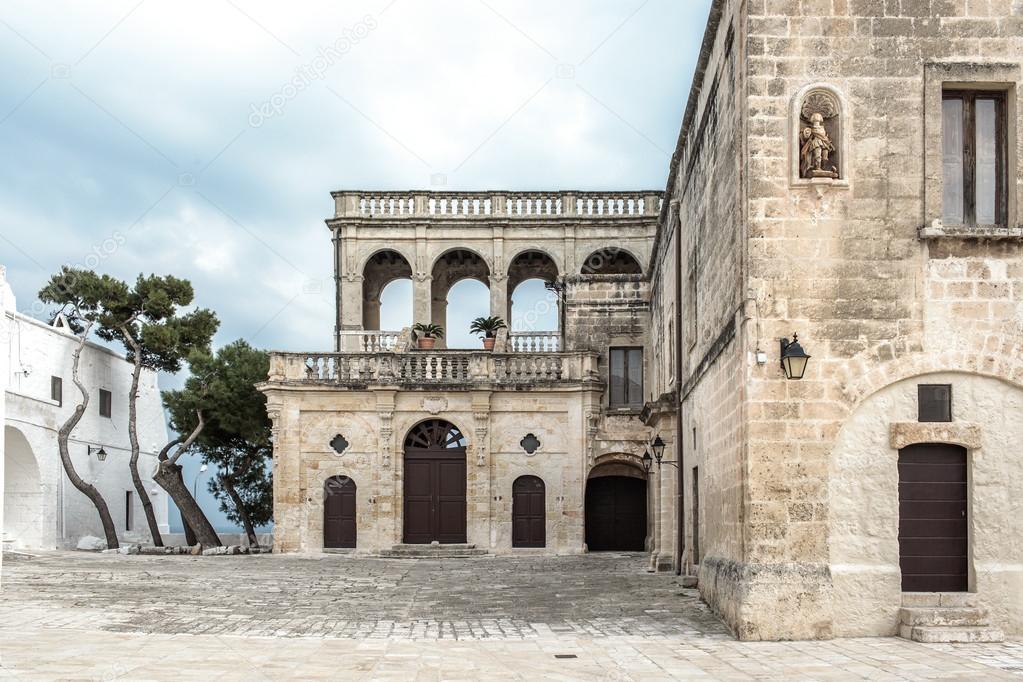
left=780, top=333, right=811, bottom=380
left=644, top=435, right=676, bottom=473
left=88, top=445, right=108, bottom=462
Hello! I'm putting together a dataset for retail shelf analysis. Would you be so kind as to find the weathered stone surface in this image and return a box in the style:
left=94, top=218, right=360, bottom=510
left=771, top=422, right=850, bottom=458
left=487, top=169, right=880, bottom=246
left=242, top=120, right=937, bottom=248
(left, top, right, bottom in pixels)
left=76, top=536, right=106, bottom=552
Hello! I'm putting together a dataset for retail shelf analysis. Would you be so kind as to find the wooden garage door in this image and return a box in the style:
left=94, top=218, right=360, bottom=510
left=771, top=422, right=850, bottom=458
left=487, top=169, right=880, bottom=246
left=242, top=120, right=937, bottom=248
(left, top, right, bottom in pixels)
left=403, top=420, right=467, bottom=545
left=512, top=476, right=545, bottom=548
left=323, top=476, right=357, bottom=549
left=585, top=476, right=646, bottom=551
left=898, top=443, right=968, bottom=592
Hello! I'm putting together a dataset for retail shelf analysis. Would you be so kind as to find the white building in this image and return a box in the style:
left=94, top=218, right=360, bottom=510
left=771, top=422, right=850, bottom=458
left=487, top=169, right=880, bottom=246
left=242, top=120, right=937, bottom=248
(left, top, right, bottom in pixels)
left=1, top=266, right=170, bottom=550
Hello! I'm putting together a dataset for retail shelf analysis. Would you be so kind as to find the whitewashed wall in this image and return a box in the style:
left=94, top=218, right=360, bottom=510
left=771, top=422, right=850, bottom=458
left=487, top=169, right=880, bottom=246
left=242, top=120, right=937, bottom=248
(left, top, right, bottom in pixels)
left=3, top=275, right=169, bottom=549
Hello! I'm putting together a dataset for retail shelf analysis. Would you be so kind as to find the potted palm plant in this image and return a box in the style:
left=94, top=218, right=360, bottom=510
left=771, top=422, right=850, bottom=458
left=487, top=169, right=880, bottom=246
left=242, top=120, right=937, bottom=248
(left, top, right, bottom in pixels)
left=469, top=316, right=507, bottom=350
left=412, top=323, right=444, bottom=350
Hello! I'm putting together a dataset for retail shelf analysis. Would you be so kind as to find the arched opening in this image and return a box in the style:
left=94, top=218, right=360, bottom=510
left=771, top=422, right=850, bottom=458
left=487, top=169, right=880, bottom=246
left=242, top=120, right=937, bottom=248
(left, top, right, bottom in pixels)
left=323, top=475, right=357, bottom=549
left=512, top=475, right=545, bottom=548
left=898, top=443, right=968, bottom=592
left=360, top=250, right=412, bottom=350
left=585, top=462, right=647, bottom=551
left=403, top=420, right=467, bottom=544
left=431, top=249, right=490, bottom=349
left=3, top=426, right=44, bottom=549
left=508, top=250, right=560, bottom=351
left=580, top=248, right=642, bottom=275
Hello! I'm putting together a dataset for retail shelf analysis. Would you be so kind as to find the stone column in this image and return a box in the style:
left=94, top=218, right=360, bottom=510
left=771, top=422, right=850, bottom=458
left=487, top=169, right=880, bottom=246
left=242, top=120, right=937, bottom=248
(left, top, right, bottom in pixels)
left=489, top=275, right=508, bottom=324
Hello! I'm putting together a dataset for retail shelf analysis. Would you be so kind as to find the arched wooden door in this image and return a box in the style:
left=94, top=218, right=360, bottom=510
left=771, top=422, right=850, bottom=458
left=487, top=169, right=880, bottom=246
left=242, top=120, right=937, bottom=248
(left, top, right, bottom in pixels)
left=585, top=476, right=646, bottom=551
left=323, top=476, right=357, bottom=549
left=512, top=476, right=545, bottom=548
left=403, top=420, right=467, bottom=544
left=899, top=443, right=968, bottom=592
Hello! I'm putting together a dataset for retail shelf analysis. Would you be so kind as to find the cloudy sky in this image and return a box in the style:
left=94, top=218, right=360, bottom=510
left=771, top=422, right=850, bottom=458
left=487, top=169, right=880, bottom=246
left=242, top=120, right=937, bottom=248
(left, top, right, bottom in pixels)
left=1, top=0, right=712, bottom=530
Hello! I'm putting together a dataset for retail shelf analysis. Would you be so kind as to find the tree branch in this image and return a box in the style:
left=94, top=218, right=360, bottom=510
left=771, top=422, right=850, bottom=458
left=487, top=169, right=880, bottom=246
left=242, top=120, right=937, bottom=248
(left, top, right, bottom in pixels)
left=168, top=410, right=206, bottom=465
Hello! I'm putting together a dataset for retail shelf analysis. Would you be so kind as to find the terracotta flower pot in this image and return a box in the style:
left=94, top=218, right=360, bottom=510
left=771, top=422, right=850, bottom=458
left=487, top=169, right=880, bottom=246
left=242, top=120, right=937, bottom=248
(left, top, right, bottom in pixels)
left=482, top=336, right=496, bottom=350
left=417, top=337, right=436, bottom=350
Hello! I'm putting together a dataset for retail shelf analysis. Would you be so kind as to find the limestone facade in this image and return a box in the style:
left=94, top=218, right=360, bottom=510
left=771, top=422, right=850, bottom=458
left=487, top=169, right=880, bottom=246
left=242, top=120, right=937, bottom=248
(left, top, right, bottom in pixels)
left=645, top=0, right=1023, bottom=639
left=263, top=193, right=672, bottom=556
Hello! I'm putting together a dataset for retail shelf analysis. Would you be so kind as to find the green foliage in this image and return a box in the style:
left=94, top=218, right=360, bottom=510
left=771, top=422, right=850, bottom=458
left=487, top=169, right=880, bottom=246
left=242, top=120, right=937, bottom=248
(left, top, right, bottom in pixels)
left=469, top=316, right=507, bottom=337
left=38, top=266, right=219, bottom=373
left=163, top=340, right=273, bottom=528
left=412, top=322, right=444, bottom=338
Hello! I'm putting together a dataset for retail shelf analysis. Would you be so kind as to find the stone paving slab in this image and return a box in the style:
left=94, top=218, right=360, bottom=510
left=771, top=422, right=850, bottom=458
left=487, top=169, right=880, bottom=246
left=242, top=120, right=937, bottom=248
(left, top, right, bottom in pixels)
left=0, top=551, right=1021, bottom=680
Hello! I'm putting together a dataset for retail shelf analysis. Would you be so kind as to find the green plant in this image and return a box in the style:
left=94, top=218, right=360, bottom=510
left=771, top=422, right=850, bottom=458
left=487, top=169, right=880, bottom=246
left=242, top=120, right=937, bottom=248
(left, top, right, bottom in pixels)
left=469, top=316, right=507, bottom=338
left=412, top=323, right=444, bottom=339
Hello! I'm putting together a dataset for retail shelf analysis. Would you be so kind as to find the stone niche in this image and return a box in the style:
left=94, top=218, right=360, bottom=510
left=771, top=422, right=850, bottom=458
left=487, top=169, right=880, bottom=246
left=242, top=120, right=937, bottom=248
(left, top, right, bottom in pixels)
left=791, top=83, right=848, bottom=188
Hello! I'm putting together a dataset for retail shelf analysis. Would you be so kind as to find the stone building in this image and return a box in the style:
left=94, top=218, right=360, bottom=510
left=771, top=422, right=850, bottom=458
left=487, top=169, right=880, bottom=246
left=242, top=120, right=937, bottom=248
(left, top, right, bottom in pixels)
left=643, top=0, right=1022, bottom=641
left=1, top=266, right=170, bottom=551
left=261, top=192, right=687, bottom=562
left=264, top=0, right=1022, bottom=642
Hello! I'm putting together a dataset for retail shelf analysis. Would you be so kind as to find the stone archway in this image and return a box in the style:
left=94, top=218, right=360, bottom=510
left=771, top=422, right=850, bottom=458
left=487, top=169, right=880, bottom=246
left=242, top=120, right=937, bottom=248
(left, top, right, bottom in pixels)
left=585, top=461, right=647, bottom=551
left=3, top=426, right=44, bottom=549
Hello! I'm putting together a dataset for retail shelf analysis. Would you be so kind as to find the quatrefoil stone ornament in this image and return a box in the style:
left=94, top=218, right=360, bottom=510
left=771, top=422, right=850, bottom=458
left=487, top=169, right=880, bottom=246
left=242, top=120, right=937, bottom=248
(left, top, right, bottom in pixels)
left=330, top=434, right=350, bottom=456
left=520, top=433, right=541, bottom=456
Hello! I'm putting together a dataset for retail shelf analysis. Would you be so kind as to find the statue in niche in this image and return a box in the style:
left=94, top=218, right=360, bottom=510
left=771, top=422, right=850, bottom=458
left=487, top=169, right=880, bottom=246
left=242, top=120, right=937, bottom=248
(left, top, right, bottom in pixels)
left=799, top=91, right=840, bottom=180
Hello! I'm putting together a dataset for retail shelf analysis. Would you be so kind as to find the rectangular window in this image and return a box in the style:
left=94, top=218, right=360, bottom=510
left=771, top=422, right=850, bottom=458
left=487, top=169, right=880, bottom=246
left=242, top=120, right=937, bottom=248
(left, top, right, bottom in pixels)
left=609, top=348, right=643, bottom=408
left=918, top=384, right=952, bottom=423
left=51, top=376, right=63, bottom=406
left=125, top=490, right=133, bottom=531
left=942, top=90, right=1007, bottom=226
left=99, top=389, right=112, bottom=418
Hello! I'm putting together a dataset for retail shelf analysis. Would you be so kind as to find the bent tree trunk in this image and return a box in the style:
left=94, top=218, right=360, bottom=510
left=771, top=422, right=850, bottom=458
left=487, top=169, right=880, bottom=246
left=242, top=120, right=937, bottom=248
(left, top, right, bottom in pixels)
left=154, top=461, right=222, bottom=548
left=124, top=334, right=163, bottom=546
left=59, top=325, right=119, bottom=549
left=176, top=462, right=198, bottom=547
left=221, top=473, right=260, bottom=548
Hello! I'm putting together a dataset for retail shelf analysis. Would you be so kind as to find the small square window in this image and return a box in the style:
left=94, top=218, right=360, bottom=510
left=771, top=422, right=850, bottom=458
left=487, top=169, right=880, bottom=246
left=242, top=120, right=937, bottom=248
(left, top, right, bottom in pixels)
left=918, top=384, right=952, bottom=423
left=51, top=376, right=63, bottom=406
left=99, top=389, right=112, bottom=418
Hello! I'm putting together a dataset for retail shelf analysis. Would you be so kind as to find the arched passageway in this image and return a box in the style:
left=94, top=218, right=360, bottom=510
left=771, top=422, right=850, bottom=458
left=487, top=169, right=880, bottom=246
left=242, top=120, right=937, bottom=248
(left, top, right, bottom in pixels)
left=585, top=464, right=647, bottom=551
left=431, top=250, right=490, bottom=348
left=3, top=426, right=44, bottom=549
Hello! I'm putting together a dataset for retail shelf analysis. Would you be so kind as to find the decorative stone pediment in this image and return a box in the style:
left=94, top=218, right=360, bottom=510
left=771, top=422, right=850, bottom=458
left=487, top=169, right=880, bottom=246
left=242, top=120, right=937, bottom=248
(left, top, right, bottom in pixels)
left=421, top=396, right=448, bottom=415
left=889, top=422, right=982, bottom=451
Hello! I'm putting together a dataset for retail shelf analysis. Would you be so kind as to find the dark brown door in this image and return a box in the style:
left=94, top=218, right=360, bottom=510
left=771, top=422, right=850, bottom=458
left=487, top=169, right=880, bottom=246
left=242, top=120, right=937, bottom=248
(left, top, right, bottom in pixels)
left=899, top=443, right=968, bottom=592
left=585, top=476, right=646, bottom=551
left=403, top=420, right=467, bottom=544
left=512, top=476, right=545, bottom=548
left=323, top=476, right=357, bottom=548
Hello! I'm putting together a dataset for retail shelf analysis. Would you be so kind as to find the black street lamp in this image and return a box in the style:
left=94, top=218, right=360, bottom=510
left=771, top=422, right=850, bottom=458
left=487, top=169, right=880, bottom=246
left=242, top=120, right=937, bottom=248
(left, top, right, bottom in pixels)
left=780, top=333, right=811, bottom=380
left=88, top=445, right=108, bottom=462
left=646, top=435, right=677, bottom=471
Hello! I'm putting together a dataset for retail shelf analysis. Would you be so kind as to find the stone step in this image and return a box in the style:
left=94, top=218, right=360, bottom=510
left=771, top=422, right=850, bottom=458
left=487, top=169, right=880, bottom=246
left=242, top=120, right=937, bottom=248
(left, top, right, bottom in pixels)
left=899, top=607, right=989, bottom=628
left=899, top=624, right=1004, bottom=643
left=902, top=592, right=978, bottom=608
left=377, top=543, right=487, bottom=559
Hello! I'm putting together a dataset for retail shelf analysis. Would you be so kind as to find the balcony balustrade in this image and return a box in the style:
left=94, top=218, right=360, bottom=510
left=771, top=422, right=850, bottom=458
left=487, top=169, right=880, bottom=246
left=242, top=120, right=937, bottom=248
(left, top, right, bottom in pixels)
left=508, top=331, right=560, bottom=353
left=332, top=190, right=662, bottom=220
left=268, top=350, right=599, bottom=387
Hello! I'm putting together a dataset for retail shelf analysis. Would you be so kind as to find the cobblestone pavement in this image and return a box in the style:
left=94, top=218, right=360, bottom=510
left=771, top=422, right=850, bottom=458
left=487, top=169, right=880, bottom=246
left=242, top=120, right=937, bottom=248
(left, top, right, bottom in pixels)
left=1, top=551, right=1021, bottom=680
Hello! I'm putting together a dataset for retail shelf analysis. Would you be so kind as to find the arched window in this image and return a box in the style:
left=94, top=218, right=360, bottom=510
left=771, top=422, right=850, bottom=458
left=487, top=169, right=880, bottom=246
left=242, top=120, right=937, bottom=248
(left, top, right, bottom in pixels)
left=361, top=250, right=412, bottom=346
left=581, top=249, right=642, bottom=275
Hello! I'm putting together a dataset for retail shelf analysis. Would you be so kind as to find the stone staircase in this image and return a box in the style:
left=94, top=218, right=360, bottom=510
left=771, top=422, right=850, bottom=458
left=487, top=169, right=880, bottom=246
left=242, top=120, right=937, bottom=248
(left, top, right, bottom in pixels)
left=377, top=543, right=488, bottom=559
left=899, top=593, right=1004, bottom=643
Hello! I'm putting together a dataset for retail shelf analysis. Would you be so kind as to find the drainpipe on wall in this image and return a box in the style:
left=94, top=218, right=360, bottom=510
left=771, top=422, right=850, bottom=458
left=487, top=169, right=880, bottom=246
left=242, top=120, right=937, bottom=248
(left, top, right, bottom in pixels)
left=672, top=200, right=686, bottom=576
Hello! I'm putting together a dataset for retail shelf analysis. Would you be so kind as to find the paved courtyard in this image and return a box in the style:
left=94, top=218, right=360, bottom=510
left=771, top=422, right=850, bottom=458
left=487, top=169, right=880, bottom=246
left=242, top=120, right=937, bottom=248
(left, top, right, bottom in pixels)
left=0, top=550, right=1021, bottom=680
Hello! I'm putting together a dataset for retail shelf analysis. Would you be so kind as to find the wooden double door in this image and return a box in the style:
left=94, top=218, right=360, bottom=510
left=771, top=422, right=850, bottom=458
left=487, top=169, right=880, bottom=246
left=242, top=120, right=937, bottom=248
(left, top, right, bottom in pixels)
left=585, top=476, right=647, bottom=551
left=403, top=420, right=467, bottom=544
left=323, top=476, right=357, bottom=549
left=899, top=443, right=969, bottom=592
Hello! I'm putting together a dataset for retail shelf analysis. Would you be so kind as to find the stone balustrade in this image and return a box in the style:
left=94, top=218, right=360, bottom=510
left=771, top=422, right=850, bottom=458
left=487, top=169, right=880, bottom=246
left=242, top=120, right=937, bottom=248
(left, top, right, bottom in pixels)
left=332, top=190, right=662, bottom=219
left=268, top=350, right=600, bottom=387
left=338, top=330, right=401, bottom=352
left=508, top=331, right=561, bottom=353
